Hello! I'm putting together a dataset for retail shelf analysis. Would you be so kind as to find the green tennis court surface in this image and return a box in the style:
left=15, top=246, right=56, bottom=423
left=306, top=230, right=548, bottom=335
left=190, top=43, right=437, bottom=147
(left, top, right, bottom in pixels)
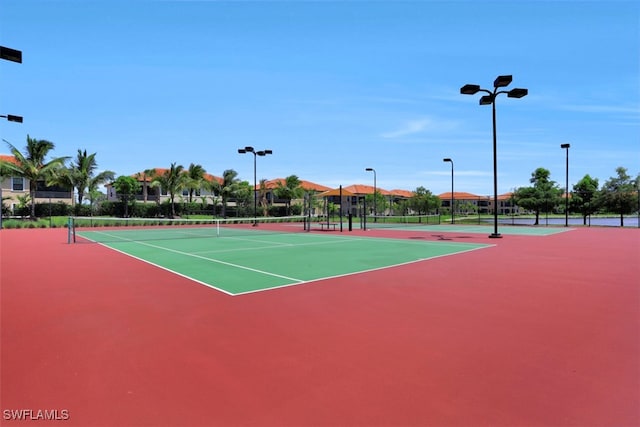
left=76, top=229, right=490, bottom=295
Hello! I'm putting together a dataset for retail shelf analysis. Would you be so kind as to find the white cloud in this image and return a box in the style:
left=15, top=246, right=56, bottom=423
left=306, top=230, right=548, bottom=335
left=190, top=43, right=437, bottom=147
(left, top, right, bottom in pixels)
left=380, top=118, right=433, bottom=138
left=380, top=116, right=458, bottom=139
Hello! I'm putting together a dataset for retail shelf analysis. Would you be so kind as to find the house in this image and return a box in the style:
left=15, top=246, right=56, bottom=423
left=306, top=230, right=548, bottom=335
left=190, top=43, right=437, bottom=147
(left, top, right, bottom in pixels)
left=438, top=191, right=521, bottom=216
left=0, top=154, right=73, bottom=214
left=106, top=168, right=223, bottom=203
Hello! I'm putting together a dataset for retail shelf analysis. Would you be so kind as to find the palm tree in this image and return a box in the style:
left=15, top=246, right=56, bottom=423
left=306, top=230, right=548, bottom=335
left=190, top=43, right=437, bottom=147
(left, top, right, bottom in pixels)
left=1, top=135, right=69, bottom=219
left=274, top=175, right=304, bottom=215
left=150, top=163, right=186, bottom=218
left=258, top=179, right=269, bottom=216
left=219, top=169, right=239, bottom=218
left=63, top=149, right=115, bottom=206
left=0, top=160, right=14, bottom=218
left=86, top=173, right=113, bottom=214
left=185, top=163, right=206, bottom=203
left=135, top=168, right=157, bottom=203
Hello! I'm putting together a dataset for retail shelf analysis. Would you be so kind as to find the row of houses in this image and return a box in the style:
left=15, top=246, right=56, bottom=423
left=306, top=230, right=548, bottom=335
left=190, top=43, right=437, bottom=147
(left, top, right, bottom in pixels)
left=0, top=163, right=521, bottom=216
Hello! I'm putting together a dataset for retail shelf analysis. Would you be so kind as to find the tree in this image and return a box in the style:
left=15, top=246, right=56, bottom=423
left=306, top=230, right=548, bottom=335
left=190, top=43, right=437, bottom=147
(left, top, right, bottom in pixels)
left=135, top=168, right=157, bottom=203
left=514, top=167, right=562, bottom=225
left=274, top=175, right=304, bottom=215
left=234, top=181, right=253, bottom=216
left=409, top=186, right=438, bottom=215
left=365, top=191, right=387, bottom=217
left=1, top=135, right=69, bottom=219
left=185, top=163, right=206, bottom=203
left=598, top=167, right=636, bottom=226
left=258, top=179, right=269, bottom=216
left=219, top=169, right=239, bottom=218
left=0, top=160, right=13, bottom=216
left=150, top=163, right=186, bottom=218
left=571, top=174, right=599, bottom=225
left=62, top=149, right=115, bottom=207
left=87, top=174, right=111, bottom=215
left=113, top=175, right=140, bottom=217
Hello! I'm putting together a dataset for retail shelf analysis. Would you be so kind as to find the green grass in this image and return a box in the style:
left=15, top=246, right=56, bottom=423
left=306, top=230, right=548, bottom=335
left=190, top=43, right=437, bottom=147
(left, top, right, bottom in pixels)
left=0, top=216, right=69, bottom=228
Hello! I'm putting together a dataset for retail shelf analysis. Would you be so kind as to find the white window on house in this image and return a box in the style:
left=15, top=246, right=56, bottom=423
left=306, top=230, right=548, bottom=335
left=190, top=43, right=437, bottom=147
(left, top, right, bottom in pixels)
left=12, top=177, right=24, bottom=191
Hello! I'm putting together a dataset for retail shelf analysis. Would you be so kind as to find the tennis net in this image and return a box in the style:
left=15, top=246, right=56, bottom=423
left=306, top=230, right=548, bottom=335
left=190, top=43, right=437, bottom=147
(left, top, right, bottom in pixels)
left=68, top=215, right=307, bottom=243
left=364, top=214, right=440, bottom=229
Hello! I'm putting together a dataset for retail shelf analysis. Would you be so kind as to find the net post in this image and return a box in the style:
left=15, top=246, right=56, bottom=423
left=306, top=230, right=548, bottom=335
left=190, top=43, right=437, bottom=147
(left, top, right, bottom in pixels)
left=363, top=198, right=367, bottom=230
left=67, top=216, right=74, bottom=243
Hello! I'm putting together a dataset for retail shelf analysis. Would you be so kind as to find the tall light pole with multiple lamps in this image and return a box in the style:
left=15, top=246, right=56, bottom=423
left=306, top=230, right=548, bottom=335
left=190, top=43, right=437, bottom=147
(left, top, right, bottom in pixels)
left=237, top=146, right=272, bottom=225
left=443, top=158, right=454, bottom=224
left=1, top=45, right=23, bottom=231
left=365, top=167, right=376, bottom=220
left=460, top=75, right=528, bottom=238
left=561, top=143, right=570, bottom=227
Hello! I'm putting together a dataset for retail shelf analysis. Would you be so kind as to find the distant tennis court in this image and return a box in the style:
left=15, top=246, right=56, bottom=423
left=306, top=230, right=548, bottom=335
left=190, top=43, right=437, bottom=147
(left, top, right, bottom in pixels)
left=72, top=216, right=490, bottom=295
left=363, top=216, right=573, bottom=236
left=368, top=223, right=573, bottom=236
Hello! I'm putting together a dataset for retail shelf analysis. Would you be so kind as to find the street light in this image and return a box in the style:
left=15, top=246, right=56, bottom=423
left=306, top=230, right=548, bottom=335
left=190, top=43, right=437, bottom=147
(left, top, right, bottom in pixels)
left=461, top=75, right=528, bottom=238
left=365, top=167, right=376, bottom=221
left=561, top=143, right=570, bottom=227
left=238, top=146, right=272, bottom=225
left=0, top=46, right=22, bottom=63
left=0, top=114, right=22, bottom=123
left=443, top=158, right=454, bottom=224
left=1, top=45, right=23, bottom=231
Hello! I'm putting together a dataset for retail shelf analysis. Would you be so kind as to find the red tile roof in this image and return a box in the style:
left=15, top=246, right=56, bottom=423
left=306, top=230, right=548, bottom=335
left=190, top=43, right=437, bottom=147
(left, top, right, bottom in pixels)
left=343, top=184, right=393, bottom=196
left=0, top=154, right=19, bottom=165
left=438, top=191, right=485, bottom=200
left=261, top=178, right=331, bottom=192
left=389, top=189, right=414, bottom=198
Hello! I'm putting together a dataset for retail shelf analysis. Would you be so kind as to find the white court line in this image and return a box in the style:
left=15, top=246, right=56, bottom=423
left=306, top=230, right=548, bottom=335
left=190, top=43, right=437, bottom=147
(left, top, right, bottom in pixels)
left=193, top=236, right=370, bottom=255
left=232, top=244, right=493, bottom=296
left=78, top=230, right=493, bottom=296
left=79, top=230, right=304, bottom=283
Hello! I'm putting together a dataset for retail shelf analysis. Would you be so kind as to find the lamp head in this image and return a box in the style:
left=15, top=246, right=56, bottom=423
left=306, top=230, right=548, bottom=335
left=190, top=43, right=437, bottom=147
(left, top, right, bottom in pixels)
left=479, top=95, right=493, bottom=105
left=0, top=46, right=22, bottom=63
left=494, top=75, right=513, bottom=88
left=237, top=149, right=246, bottom=154
left=460, top=84, right=480, bottom=95
left=561, top=143, right=570, bottom=149
left=365, top=168, right=374, bottom=172
left=7, top=114, right=23, bottom=123
left=443, top=158, right=452, bottom=163
left=244, top=146, right=254, bottom=152
left=507, top=88, right=528, bottom=98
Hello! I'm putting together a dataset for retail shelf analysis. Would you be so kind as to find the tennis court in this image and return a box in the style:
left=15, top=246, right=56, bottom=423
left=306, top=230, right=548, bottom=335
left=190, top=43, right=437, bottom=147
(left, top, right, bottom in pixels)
left=74, top=220, right=490, bottom=295
left=2, top=224, right=638, bottom=426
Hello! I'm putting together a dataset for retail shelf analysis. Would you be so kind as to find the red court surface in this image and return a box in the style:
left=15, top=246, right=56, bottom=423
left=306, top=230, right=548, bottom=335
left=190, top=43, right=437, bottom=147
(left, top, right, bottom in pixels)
left=1, top=226, right=639, bottom=426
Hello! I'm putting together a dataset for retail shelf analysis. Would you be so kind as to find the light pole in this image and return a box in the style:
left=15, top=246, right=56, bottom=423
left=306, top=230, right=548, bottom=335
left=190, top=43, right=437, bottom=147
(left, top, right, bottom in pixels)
left=461, top=75, right=528, bottom=238
left=1, top=46, right=23, bottom=231
left=443, top=158, right=454, bottom=224
left=238, top=146, right=272, bottom=225
left=365, top=167, right=376, bottom=220
left=561, top=143, right=570, bottom=227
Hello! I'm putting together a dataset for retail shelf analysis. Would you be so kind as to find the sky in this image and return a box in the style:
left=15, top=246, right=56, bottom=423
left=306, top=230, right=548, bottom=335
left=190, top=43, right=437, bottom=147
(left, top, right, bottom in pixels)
left=1, top=0, right=638, bottom=196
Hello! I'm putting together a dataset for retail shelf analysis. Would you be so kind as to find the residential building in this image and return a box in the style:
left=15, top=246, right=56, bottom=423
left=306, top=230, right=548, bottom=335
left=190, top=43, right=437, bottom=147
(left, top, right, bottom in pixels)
left=0, top=154, right=73, bottom=214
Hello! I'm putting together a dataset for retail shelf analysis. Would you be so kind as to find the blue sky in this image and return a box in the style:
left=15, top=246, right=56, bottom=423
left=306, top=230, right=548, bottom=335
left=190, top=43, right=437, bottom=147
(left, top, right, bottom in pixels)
left=1, top=0, right=638, bottom=195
